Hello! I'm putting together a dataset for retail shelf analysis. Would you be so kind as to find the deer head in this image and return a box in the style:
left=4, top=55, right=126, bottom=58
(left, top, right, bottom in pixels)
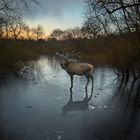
left=60, top=58, right=70, bottom=69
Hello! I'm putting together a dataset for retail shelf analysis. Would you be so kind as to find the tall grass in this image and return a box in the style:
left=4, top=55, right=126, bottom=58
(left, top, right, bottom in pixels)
left=0, top=39, right=76, bottom=73
left=106, top=33, right=140, bottom=76
left=0, top=40, right=38, bottom=73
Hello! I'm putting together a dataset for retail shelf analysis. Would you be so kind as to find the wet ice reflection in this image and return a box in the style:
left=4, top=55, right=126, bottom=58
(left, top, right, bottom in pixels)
left=0, top=56, right=139, bottom=140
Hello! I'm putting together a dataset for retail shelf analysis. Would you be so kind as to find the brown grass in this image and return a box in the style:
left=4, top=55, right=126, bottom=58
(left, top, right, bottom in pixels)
left=0, top=32, right=139, bottom=74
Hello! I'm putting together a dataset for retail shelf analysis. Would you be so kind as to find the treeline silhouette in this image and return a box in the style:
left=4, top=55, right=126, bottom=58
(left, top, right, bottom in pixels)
left=0, top=0, right=140, bottom=83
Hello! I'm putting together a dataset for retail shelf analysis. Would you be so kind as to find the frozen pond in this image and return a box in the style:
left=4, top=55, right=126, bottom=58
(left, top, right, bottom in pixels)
left=0, top=56, right=140, bottom=140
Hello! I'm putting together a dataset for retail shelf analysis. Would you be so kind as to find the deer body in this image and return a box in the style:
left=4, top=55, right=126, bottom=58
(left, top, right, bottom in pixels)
left=61, top=59, right=94, bottom=89
left=66, top=63, right=93, bottom=75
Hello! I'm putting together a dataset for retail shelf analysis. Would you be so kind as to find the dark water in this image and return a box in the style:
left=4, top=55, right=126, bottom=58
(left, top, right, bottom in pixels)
left=0, top=56, right=140, bottom=140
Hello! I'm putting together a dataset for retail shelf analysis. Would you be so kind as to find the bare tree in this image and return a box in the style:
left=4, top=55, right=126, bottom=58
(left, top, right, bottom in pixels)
left=4, top=20, right=10, bottom=39
left=84, top=0, right=140, bottom=36
left=0, top=0, right=38, bottom=39
left=62, top=29, right=73, bottom=40
left=32, top=25, right=45, bottom=40
left=23, top=24, right=32, bottom=40
left=61, top=28, right=82, bottom=40
left=9, top=17, right=25, bottom=39
left=50, top=29, right=64, bottom=40
left=85, top=0, right=140, bottom=36
left=70, top=27, right=82, bottom=38
left=84, top=0, right=140, bottom=80
left=82, top=19, right=101, bottom=38
left=0, top=23, right=4, bottom=38
left=0, top=0, right=38, bottom=22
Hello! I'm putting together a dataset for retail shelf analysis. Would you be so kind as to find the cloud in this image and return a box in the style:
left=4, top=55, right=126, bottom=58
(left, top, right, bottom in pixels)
left=44, top=0, right=83, bottom=16
left=23, top=0, right=83, bottom=18
left=23, top=0, right=84, bottom=35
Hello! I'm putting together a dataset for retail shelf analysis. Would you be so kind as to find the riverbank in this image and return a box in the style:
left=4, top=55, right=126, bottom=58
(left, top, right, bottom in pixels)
left=0, top=32, right=140, bottom=79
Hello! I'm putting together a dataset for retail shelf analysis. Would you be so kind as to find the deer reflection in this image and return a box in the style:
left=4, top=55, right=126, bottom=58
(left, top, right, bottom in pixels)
left=62, top=88, right=93, bottom=116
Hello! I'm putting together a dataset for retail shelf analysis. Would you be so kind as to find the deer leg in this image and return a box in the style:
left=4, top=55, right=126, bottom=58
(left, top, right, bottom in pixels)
left=85, top=75, right=90, bottom=89
left=89, top=74, right=94, bottom=90
left=85, top=86, right=88, bottom=97
left=70, top=74, right=74, bottom=89
left=69, top=88, right=73, bottom=102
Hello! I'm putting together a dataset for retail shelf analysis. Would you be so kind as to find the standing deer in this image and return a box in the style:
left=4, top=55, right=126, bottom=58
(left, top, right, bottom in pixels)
left=60, top=58, right=94, bottom=89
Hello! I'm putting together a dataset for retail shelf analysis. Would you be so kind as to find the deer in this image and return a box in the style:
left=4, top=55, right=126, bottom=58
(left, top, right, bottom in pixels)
left=60, top=57, right=94, bottom=90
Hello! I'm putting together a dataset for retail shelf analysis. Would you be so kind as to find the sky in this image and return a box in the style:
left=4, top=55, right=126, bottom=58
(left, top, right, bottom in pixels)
left=23, top=0, right=85, bottom=36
